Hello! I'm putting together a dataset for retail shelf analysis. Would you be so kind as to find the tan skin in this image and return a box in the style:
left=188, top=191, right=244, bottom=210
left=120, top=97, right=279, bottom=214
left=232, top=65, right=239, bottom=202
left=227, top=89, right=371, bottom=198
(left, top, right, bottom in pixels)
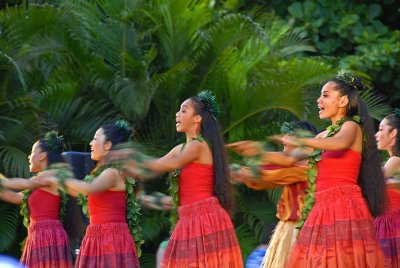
left=38, top=128, right=126, bottom=196
left=228, top=82, right=363, bottom=166
left=123, top=99, right=212, bottom=178
left=375, top=118, right=400, bottom=181
left=0, top=141, right=58, bottom=205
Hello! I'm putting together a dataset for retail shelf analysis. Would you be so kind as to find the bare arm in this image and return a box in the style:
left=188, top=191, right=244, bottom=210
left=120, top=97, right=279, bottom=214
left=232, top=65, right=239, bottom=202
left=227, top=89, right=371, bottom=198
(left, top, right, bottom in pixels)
left=297, top=121, right=361, bottom=152
left=383, top=156, right=400, bottom=179
left=65, top=168, right=122, bottom=195
left=0, top=190, right=23, bottom=205
left=2, top=177, right=45, bottom=191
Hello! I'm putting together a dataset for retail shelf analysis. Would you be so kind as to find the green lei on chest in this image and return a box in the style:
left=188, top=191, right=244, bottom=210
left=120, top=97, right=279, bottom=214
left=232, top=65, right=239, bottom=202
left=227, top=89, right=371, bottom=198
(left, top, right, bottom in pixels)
left=167, top=136, right=208, bottom=230
left=296, top=115, right=361, bottom=229
left=20, top=163, right=72, bottom=228
left=77, top=163, right=144, bottom=256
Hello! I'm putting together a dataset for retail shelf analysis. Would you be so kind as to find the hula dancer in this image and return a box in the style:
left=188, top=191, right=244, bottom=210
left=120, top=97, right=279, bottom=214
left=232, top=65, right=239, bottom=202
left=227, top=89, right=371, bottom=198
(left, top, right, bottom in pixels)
left=38, top=121, right=142, bottom=268
left=229, top=70, right=386, bottom=267
left=112, top=91, right=243, bottom=267
left=375, top=112, right=400, bottom=267
left=229, top=121, right=317, bottom=268
left=0, top=131, right=80, bottom=268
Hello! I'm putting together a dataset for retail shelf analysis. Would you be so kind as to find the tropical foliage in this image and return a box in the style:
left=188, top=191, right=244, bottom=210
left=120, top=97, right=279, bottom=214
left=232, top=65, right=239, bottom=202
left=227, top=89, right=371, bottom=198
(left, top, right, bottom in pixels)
left=0, top=0, right=394, bottom=265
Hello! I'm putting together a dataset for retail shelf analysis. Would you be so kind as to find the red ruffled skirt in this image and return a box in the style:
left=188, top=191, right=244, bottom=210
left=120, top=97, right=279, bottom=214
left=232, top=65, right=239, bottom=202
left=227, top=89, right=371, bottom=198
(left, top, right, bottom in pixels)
left=162, top=197, right=243, bottom=268
left=286, top=185, right=384, bottom=268
left=21, top=220, right=72, bottom=268
left=76, top=222, right=139, bottom=268
left=375, top=207, right=400, bottom=267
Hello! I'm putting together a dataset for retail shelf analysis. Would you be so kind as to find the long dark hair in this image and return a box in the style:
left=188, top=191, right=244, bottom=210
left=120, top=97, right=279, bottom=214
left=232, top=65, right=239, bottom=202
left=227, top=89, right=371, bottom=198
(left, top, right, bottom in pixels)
left=329, top=76, right=386, bottom=217
left=38, top=132, right=84, bottom=241
left=384, top=113, right=400, bottom=156
left=189, top=96, right=233, bottom=213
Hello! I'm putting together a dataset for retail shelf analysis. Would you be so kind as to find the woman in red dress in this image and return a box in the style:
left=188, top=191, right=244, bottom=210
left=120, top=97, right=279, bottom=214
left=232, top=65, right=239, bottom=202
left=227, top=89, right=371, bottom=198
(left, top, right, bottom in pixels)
left=41, top=121, right=141, bottom=268
left=119, top=91, right=243, bottom=267
left=229, top=70, right=386, bottom=267
left=0, top=131, right=77, bottom=268
left=375, top=113, right=400, bottom=267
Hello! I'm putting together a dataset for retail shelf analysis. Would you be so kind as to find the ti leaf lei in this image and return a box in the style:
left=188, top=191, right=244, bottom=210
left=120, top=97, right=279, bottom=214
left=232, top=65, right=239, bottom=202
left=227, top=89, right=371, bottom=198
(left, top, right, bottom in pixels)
left=20, top=163, right=72, bottom=228
left=77, top=163, right=144, bottom=256
left=167, top=136, right=208, bottom=231
left=296, top=115, right=361, bottom=229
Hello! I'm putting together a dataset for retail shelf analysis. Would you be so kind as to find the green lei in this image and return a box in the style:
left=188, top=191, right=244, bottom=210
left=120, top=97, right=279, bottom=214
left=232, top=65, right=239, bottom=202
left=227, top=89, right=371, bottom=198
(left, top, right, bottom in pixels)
left=296, top=115, right=361, bottom=228
left=167, top=136, right=208, bottom=230
left=77, top=163, right=144, bottom=256
left=20, top=163, right=72, bottom=228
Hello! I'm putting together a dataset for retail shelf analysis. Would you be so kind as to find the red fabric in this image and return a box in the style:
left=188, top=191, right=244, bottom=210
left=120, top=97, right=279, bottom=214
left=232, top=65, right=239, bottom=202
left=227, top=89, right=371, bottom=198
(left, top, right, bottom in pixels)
left=387, top=187, right=400, bottom=209
left=277, top=181, right=308, bottom=221
left=375, top=187, right=400, bottom=267
left=316, top=150, right=361, bottom=191
left=28, top=189, right=60, bottom=221
left=178, top=162, right=214, bottom=206
left=88, top=190, right=126, bottom=224
left=76, top=222, right=139, bottom=268
left=21, top=220, right=72, bottom=268
left=162, top=197, right=243, bottom=268
left=375, top=207, right=400, bottom=267
left=287, top=185, right=384, bottom=267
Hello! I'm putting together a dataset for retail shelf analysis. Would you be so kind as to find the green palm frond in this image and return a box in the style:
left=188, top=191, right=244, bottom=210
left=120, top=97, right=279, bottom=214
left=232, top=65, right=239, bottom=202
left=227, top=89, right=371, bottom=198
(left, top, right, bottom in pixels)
left=0, top=146, right=30, bottom=177
left=0, top=203, right=20, bottom=252
left=360, top=89, right=392, bottom=120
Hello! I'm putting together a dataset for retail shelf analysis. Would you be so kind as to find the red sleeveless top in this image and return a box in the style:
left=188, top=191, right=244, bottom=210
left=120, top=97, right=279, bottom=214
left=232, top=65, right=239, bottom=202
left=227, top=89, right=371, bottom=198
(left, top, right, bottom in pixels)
left=178, top=162, right=214, bottom=206
left=28, top=189, right=60, bottom=221
left=316, top=150, right=361, bottom=192
left=88, top=190, right=126, bottom=224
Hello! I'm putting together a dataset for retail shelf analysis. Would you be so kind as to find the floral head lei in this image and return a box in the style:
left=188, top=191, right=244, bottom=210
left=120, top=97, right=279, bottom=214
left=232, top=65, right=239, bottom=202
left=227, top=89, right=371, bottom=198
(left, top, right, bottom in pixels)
left=77, top=162, right=144, bottom=256
left=197, top=90, right=221, bottom=119
left=296, top=115, right=361, bottom=229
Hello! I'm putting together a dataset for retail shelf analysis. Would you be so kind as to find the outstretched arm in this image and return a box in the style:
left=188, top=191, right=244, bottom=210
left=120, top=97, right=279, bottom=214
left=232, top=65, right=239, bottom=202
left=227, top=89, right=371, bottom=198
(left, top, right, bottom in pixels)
left=64, top=168, right=121, bottom=195
left=0, top=190, right=23, bottom=205
left=1, top=177, right=45, bottom=191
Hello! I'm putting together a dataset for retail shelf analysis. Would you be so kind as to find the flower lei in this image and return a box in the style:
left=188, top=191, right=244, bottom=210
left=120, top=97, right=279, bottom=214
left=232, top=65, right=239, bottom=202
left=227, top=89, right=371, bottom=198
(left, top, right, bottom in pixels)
left=296, top=115, right=361, bottom=228
left=20, top=163, right=72, bottom=228
left=167, top=136, right=208, bottom=230
left=77, top=163, right=144, bottom=256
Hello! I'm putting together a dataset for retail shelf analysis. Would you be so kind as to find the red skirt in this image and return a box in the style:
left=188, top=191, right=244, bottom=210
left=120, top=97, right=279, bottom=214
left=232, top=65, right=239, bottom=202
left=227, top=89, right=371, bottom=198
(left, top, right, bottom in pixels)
left=21, top=220, right=72, bottom=268
left=375, top=207, right=400, bottom=267
left=76, top=222, right=139, bottom=268
left=286, top=185, right=384, bottom=268
left=162, top=197, right=243, bottom=268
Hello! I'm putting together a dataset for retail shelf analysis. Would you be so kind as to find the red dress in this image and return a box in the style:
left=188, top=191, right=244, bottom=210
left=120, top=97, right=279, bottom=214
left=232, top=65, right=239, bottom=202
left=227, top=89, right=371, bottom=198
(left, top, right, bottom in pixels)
left=161, top=162, right=243, bottom=268
left=21, top=188, right=72, bottom=268
left=286, top=150, right=384, bottom=267
left=75, top=190, right=139, bottom=268
left=375, top=185, right=400, bottom=267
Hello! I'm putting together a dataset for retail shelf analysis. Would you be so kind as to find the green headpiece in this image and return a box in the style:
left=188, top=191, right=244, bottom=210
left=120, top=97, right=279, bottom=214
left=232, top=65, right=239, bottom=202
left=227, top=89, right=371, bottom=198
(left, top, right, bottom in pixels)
left=336, top=69, right=361, bottom=91
left=42, top=131, right=64, bottom=152
left=394, top=108, right=400, bottom=117
left=197, top=90, right=221, bottom=119
left=115, top=119, right=131, bottom=140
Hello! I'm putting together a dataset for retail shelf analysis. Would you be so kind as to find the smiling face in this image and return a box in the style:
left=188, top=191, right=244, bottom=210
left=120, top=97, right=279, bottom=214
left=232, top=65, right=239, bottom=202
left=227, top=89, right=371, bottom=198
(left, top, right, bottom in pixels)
left=317, top=82, right=348, bottom=122
left=89, top=128, right=112, bottom=162
left=175, top=99, right=201, bottom=133
left=376, top=118, right=396, bottom=152
left=28, top=141, right=46, bottom=173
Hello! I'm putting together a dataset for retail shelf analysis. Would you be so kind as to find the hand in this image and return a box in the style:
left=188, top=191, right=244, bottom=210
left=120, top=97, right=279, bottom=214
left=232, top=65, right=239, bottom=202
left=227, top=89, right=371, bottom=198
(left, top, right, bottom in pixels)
left=226, top=141, right=263, bottom=156
left=105, top=148, right=134, bottom=164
